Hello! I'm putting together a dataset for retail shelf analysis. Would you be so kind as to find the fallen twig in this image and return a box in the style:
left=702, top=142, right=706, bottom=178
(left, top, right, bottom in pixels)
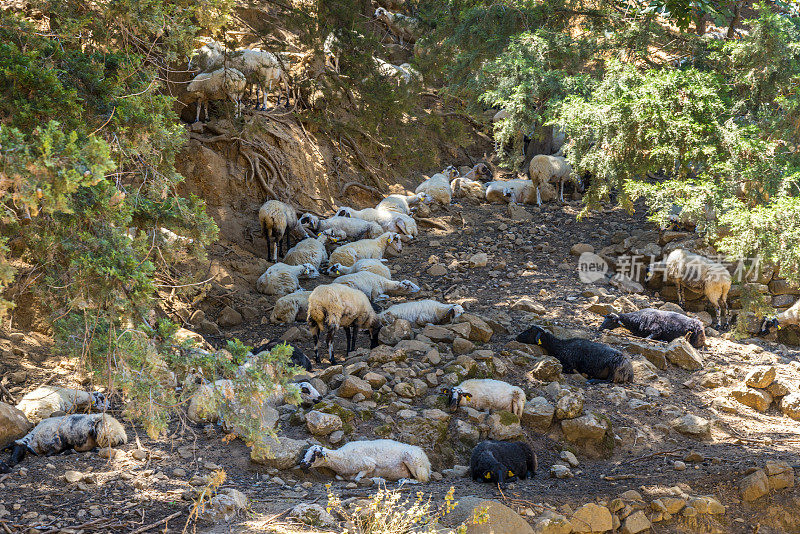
left=629, top=447, right=687, bottom=463
left=128, top=511, right=182, bottom=534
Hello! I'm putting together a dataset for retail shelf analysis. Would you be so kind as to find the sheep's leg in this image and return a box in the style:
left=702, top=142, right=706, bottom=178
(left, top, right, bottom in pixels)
left=720, top=296, right=729, bottom=331
left=560, top=180, right=565, bottom=203
left=326, top=326, right=338, bottom=364
left=351, top=325, right=359, bottom=352
left=265, top=235, right=272, bottom=261
left=195, top=99, right=202, bottom=123
left=204, top=100, right=210, bottom=122
left=676, top=283, right=686, bottom=309
left=344, top=326, right=352, bottom=354
left=536, top=186, right=542, bottom=206
left=312, top=327, right=322, bottom=364
left=5, top=444, right=27, bottom=470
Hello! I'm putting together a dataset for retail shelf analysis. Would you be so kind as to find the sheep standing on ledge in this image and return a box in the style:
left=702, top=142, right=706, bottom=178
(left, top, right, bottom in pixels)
left=517, top=325, right=633, bottom=383
left=0, top=414, right=127, bottom=473
left=470, top=440, right=537, bottom=485
left=259, top=200, right=308, bottom=262
left=186, top=67, right=247, bottom=123
left=299, top=440, right=431, bottom=482
left=600, top=308, right=706, bottom=348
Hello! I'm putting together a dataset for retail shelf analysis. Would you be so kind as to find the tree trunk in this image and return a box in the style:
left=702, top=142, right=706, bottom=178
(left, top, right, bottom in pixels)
left=521, top=125, right=554, bottom=175
left=727, top=1, right=742, bottom=39
left=695, top=12, right=707, bottom=35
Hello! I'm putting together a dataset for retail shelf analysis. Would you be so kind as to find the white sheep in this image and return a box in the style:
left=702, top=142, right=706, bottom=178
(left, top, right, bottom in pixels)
left=259, top=200, right=308, bottom=262
left=335, top=207, right=417, bottom=240
left=188, top=39, right=227, bottom=72
left=328, top=232, right=403, bottom=267
left=761, top=299, right=800, bottom=334
left=307, top=283, right=382, bottom=365
left=283, top=233, right=337, bottom=269
left=270, top=290, right=312, bottom=324
left=324, top=32, right=339, bottom=73
left=299, top=440, right=431, bottom=482
left=299, top=214, right=384, bottom=241
left=256, top=262, right=319, bottom=296
left=372, top=57, right=417, bottom=85
left=325, top=258, right=391, bottom=279
left=648, top=248, right=732, bottom=330
left=376, top=192, right=430, bottom=215
left=443, top=379, right=526, bottom=417
left=374, top=7, right=421, bottom=43
left=187, top=67, right=247, bottom=123
left=485, top=179, right=535, bottom=204
left=187, top=380, right=322, bottom=426
left=378, top=299, right=464, bottom=326
left=415, top=166, right=459, bottom=206
left=451, top=167, right=489, bottom=202
left=334, top=271, right=420, bottom=301
left=1, top=414, right=127, bottom=472
left=527, top=154, right=573, bottom=204
left=16, top=386, right=109, bottom=424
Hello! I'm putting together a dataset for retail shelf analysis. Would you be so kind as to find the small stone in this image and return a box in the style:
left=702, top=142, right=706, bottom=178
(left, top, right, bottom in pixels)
left=570, top=503, right=612, bottom=533
left=511, top=298, right=546, bottom=315
left=550, top=464, right=574, bottom=479
left=131, top=449, right=147, bottom=460
left=468, top=253, right=488, bottom=268
left=64, top=471, right=84, bottom=484
left=673, top=461, right=686, bottom=471
left=670, top=414, right=711, bottom=438
left=561, top=413, right=610, bottom=442
left=665, top=337, right=703, bottom=370
left=305, top=411, right=343, bottom=436
left=338, top=375, right=373, bottom=399
left=528, top=357, right=563, bottom=382
left=744, top=366, right=776, bottom=389
left=555, top=391, right=584, bottom=420
left=570, top=243, right=594, bottom=256
left=173, top=468, right=187, bottom=477
left=780, top=392, right=800, bottom=420
left=427, top=264, right=448, bottom=277
left=621, top=510, right=651, bottom=534
left=452, top=337, right=475, bottom=355
left=217, top=306, right=243, bottom=327
left=560, top=451, right=579, bottom=467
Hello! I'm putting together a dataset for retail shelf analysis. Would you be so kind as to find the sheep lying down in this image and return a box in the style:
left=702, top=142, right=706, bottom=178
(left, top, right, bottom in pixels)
left=16, top=386, right=109, bottom=423
left=299, top=440, right=431, bottom=483
left=470, top=440, right=537, bottom=485
left=0, top=414, right=127, bottom=473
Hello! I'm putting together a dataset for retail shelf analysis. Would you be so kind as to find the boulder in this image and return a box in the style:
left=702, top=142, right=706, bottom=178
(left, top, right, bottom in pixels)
left=570, top=503, right=613, bottom=533
left=528, top=357, right=563, bottom=382
left=457, top=314, right=494, bottom=343
left=670, top=414, right=711, bottom=438
left=731, top=386, right=773, bottom=412
left=744, top=366, right=776, bottom=389
left=338, top=375, right=373, bottom=399
left=251, top=435, right=309, bottom=470
left=453, top=337, right=476, bottom=355
left=621, top=510, right=651, bottom=534
left=379, top=319, right=413, bottom=345
left=765, top=460, right=795, bottom=491
left=422, top=324, right=456, bottom=342
left=555, top=391, right=584, bottom=420
left=487, top=411, right=524, bottom=441
left=561, top=413, right=610, bottom=443
left=521, top=397, right=555, bottom=433
left=455, top=420, right=480, bottom=446
left=665, top=338, right=703, bottom=370
left=780, top=392, right=800, bottom=421
left=740, top=469, right=770, bottom=502
left=305, top=411, right=343, bottom=436
left=439, top=496, right=534, bottom=534
left=289, top=503, right=336, bottom=527
left=217, top=306, right=243, bottom=328
left=202, top=488, right=247, bottom=521
left=0, top=402, right=32, bottom=449
left=363, top=372, right=387, bottom=389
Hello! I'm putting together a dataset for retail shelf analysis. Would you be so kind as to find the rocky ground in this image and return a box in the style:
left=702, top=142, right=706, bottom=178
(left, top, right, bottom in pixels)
left=1, top=193, right=800, bottom=534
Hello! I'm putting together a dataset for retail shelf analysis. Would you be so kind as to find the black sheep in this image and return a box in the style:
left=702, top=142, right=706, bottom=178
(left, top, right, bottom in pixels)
left=516, top=325, right=633, bottom=383
left=251, top=341, right=313, bottom=371
left=470, top=440, right=537, bottom=485
left=599, top=308, right=706, bottom=348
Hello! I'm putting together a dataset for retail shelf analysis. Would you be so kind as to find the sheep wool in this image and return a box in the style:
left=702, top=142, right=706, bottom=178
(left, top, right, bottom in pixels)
left=328, top=232, right=403, bottom=267
left=373, top=7, right=421, bottom=43
left=378, top=299, right=464, bottom=326
left=415, top=167, right=458, bottom=206
left=325, top=259, right=391, bottom=279
left=300, top=214, right=384, bottom=241
left=16, top=386, right=108, bottom=424
left=376, top=193, right=429, bottom=215
left=259, top=200, right=306, bottom=262
left=270, top=290, right=312, bottom=324
left=186, top=67, right=247, bottom=123
left=333, top=271, right=420, bottom=301
left=517, top=325, right=633, bottom=383
left=443, top=379, right=526, bottom=417
left=256, top=262, right=319, bottom=296
left=470, top=440, right=537, bottom=485
left=336, top=207, right=417, bottom=239
left=300, top=440, right=431, bottom=482
left=527, top=154, right=573, bottom=204
left=485, top=179, right=536, bottom=204
left=283, top=234, right=332, bottom=269
left=307, top=283, right=382, bottom=364
left=600, top=308, right=706, bottom=348
left=1, top=414, right=127, bottom=473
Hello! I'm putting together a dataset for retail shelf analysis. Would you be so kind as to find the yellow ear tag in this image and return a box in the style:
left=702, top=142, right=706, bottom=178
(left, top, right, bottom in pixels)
left=537, top=338, right=542, bottom=345
left=507, top=471, right=515, bottom=477
left=778, top=325, right=782, bottom=330
left=484, top=473, right=492, bottom=479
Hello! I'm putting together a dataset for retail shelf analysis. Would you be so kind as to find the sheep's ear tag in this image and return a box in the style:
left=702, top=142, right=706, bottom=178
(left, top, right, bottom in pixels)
left=507, top=471, right=515, bottom=477
left=537, top=338, right=542, bottom=345
left=317, top=233, right=322, bottom=237
left=464, top=393, right=472, bottom=400
left=484, top=472, right=492, bottom=480
left=778, top=325, right=782, bottom=330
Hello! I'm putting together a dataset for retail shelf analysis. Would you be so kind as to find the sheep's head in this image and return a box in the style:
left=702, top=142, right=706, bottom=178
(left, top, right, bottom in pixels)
left=441, top=386, right=471, bottom=411
left=516, top=325, right=546, bottom=346
left=320, top=228, right=346, bottom=242
left=444, top=165, right=459, bottom=179
left=452, top=304, right=465, bottom=319
left=325, top=263, right=345, bottom=277
left=398, top=280, right=420, bottom=294
left=299, top=213, right=319, bottom=231
left=394, top=219, right=414, bottom=241
left=300, top=445, right=327, bottom=469
left=374, top=7, right=387, bottom=18
left=598, top=313, right=621, bottom=332
left=386, top=233, right=403, bottom=255
left=759, top=317, right=780, bottom=336
left=417, top=192, right=433, bottom=205
left=90, top=392, right=110, bottom=411
left=301, top=264, right=320, bottom=279
left=502, top=188, right=517, bottom=203
left=94, top=415, right=128, bottom=448
left=475, top=163, right=491, bottom=179
left=296, top=381, right=323, bottom=404
left=336, top=207, right=353, bottom=218
left=478, top=458, right=510, bottom=484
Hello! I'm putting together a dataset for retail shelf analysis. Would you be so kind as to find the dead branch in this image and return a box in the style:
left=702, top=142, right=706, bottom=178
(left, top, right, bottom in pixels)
left=340, top=181, right=382, bottom=198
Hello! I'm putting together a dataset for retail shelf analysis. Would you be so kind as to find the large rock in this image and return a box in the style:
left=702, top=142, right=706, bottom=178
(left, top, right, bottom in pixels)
left=487, top=411, right=524, bottom=440
left=745, top=366, right=776, bottom=389
left=217, top=306, right=243, bottom=328
left=555, top=391, right=584, bottom=420
left=305, top=411, right=343, bottom=436
left=440, top=496, right=534, bottom=534
left=338, top=375, right=373, bottom=399
left=740, top=469, right=770, bottom=502
left=670, top=414, right=710, bottom=438
left=533, top=511, right=572, bottom=534
left=457, top=314, right=494, bottom=343
left=202, top=488, right=247, bottom=521
left=610, top=338, right=668, bottom=370
left=455, top=420, right=480, bottom=446
left=621, top=510, right=651, bottom=534
left=765, top=460, right=795, bottom=491
left=521, top=397, right=555, bottom=433
left=250, top=435, right=309, bottom=469
left=780, top=392, right=800, bottom=420
left=570, top=503, right=613, bottom=533
left=731, top=386, right=773, bottom=412
left=0, top=402, right=32, bottom=449
left=665, top=338, right=703, bottom=370
left=379, top=319, right=413, bottom=345
left=528, top=357, right=563, bottom=382
left=561, top=413, right=610, bottom=443
left=423, top=324, right=456, bottom=342
left=289, top=504, right=336, bottom=527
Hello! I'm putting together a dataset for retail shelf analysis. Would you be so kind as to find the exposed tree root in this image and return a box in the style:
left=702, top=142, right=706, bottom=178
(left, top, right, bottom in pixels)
left=340, top=181, right=382, bottom=198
